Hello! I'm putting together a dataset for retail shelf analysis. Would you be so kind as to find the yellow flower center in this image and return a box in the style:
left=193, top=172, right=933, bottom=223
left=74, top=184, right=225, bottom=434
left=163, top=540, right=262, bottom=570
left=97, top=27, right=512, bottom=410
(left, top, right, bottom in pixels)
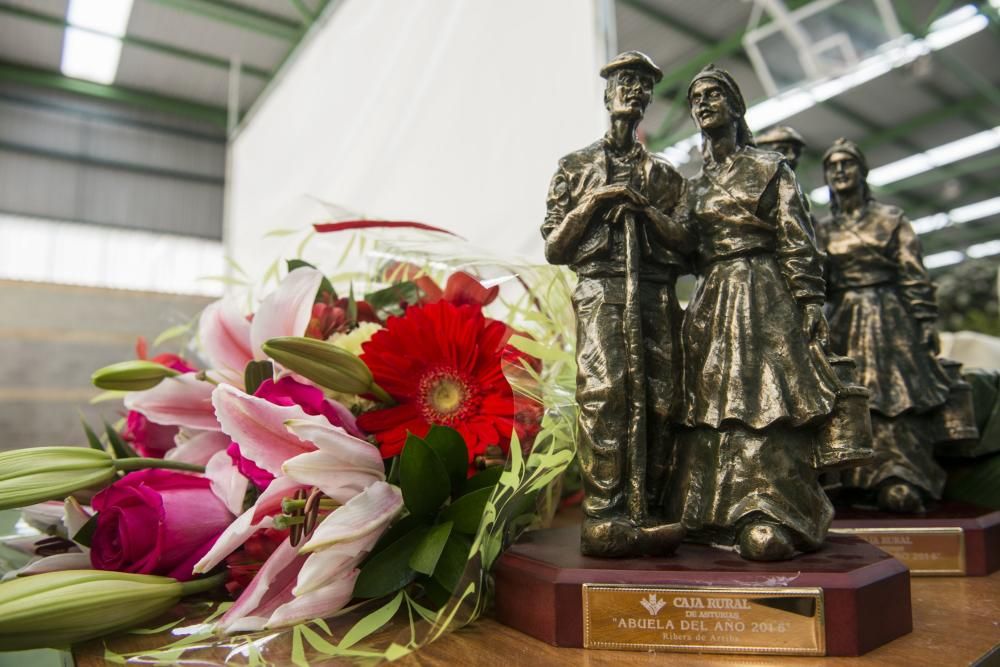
left=418, top=368, right=481, bottom=425
left=429, top=377, right=465, bottom=415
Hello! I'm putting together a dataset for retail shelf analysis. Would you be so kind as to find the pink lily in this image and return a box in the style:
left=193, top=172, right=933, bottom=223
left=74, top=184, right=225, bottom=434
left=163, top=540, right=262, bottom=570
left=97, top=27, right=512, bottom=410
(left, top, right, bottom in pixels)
left=250, top=267, right=324, bottom=360
left=192, top=384, right=384, bottom=574
left=166, top=429, right=231, bottom=466
left=124, top=373, right=221, bottom=432
left=216, top=481, right=402, bottom=633
left=197, top=266, right=324, bottom=378
left=198, top=297, right=253, bottom=375
left=1, top=499, right=94, bottom=581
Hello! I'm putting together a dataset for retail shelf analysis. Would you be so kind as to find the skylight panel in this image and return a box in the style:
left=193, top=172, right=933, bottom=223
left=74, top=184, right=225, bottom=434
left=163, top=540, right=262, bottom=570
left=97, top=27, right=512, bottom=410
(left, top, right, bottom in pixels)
left=60, top=0, right=134, bottom=84
left=660, top=4, right=991, bottom=166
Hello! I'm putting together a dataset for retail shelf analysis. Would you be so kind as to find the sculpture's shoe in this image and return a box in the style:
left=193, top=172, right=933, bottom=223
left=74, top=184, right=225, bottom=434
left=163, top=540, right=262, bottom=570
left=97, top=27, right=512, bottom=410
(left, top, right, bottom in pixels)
left=581, top=516, right=684, bottom=558
left=877, top=481, right=926, bottom=513
left=738, top=521, right=796, bottom=561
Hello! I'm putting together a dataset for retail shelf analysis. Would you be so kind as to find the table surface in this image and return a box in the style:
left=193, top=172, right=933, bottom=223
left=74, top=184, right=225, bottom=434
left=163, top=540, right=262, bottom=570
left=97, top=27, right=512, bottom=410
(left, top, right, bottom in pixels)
left=68, top=568, right=1000, bottom=667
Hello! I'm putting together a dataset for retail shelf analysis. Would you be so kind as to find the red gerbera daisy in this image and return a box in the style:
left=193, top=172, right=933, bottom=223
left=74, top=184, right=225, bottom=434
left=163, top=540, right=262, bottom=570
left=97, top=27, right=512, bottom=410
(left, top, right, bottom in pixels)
left=356, top=300, right=515, bottom=463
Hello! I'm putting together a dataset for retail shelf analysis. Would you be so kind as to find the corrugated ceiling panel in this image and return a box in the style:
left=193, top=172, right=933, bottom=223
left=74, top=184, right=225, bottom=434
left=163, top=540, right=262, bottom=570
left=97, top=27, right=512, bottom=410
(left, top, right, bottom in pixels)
left=2, top=0, right=68, bottom=18
left=82, top=118, right=225, bottom=176
left=127, top=0, right=288, bottom=73
left=0, top=148, right=222, bottom=238
left=0, top=99, right=84, bottom=152
left=0, top=13, right=64, bottom=71
left=0, top=95, right=224, bottom=176
left=78, top=167, right=222, bottom=238
left=115, top=44, right=230, bottom=107
left=0, top=150, right=79, bottom=220
left=228, top=0, right=303, bottom=22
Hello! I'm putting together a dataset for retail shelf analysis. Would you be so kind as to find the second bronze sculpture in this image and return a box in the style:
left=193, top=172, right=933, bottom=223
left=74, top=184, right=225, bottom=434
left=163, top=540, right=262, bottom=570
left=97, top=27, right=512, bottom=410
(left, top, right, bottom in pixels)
left=545, top=54, right=875, bottom=561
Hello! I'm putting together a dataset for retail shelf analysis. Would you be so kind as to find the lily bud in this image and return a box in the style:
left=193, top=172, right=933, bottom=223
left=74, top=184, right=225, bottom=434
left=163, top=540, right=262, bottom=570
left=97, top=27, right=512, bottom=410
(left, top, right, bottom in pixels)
left=263, top=336, right=392, bottom=403
left=0, top=569, right=222, bottom=650
left=91, top=360, right=180, bottom=391
left=0, top=447, right=115, bottom=511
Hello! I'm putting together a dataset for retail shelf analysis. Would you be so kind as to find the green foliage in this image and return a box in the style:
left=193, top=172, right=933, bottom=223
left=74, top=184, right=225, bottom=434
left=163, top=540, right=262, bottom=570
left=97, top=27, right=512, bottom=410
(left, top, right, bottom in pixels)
left=439, top=487, right=492, bottom=535
left=399, top=434, right=450, bottom=519
left=360, top=428, right=499, bottom=603
left=408, top=521, right=453, bottom=575
left=104, top=422, right=137, bottom=460
left=944, top=452, right=1000, bottom=509
left=243, top=360, right=274, bottom=396
left=364, top=281, right=420, bottom=314
left=286, top=259, right=336, bottom=299
left=425, top=426, right=468, bottom=497
left=353, top=527, right=424, bottom=599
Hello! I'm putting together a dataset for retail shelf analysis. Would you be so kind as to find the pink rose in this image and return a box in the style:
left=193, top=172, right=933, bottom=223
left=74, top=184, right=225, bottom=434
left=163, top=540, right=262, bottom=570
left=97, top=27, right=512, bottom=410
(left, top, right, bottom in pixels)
left=90, top=469, right=233, bottom=581
left=119, top=355, right=198, bottom=458
left=227, top=377, right=363, bottom=490
left=121, top=411, right=178, bottom=458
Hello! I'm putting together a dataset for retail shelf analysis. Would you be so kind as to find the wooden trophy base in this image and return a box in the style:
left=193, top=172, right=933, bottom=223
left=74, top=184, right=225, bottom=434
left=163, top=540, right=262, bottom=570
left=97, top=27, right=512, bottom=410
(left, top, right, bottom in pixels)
left=831, top=500, right=1000, bottom=576
left=493, top=526, right=911, bottom=657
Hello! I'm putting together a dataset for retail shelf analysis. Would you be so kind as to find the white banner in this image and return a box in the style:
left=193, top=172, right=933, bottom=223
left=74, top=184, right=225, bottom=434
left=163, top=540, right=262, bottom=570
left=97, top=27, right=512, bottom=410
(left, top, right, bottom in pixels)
left=226, top=0, right=611, bottom=277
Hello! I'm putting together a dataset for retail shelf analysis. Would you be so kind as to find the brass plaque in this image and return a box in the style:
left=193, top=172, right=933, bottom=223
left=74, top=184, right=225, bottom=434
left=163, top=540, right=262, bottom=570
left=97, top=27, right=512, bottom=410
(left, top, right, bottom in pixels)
left=581, top=585, right=825, bottom=655
left=830, top=526, right=966, bottom=575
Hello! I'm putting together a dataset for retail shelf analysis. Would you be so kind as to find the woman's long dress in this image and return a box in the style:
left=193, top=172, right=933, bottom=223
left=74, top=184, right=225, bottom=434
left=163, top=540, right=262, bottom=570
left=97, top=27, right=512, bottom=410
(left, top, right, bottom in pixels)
left=816, top=202, right=951, bottom=498
left=664, top=147, right=838, bottom=551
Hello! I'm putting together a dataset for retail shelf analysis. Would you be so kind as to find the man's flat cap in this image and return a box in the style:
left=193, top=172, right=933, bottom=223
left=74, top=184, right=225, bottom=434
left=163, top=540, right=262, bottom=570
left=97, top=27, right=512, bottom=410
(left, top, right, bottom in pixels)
left=600, top=51, right=663, bottom=82
left=755, top=125, right=807, bottom=147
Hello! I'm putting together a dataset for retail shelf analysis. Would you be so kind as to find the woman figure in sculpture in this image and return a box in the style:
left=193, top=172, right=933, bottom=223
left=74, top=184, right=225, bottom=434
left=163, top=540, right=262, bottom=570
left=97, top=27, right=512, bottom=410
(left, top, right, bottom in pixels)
left=663, top=65, right=846, bottom=561
left=816, top=138, right=975, bottom=513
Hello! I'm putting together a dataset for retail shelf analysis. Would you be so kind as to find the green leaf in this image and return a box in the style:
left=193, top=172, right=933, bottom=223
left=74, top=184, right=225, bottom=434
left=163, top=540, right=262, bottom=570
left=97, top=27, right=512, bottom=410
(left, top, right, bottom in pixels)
left=460, top=466, right=503, bottom=496
left=338, top=592, right=404, bottom=650
left=72, top=513, right=99, bottom=547
left=408, top=521, right=453, bottom=575
left=287, top=259, right=336, bottom=299
left=89, top=390, right=128, bottom=404
left=367, top=513, right=426, bottom=560
left=399, top=434, right=450, bottom=518
left=81, top=419, right=104, bottom=452
left=243, top=360, right=273, bottom=395
left=104, top=422, right=137, bottom=459
left=263, top=227, right=300, bottom=237
left=432, top=532, right=472, bottom=595
left=386, top=455, right=401, bottom=486
left=347, top=284, right=358, bottom=326
left=944, top=451, right=1000, bottom=509
left=420, top=578, right=452, bottom=610
left=440, top=487, right=491, bottom=535
left=365, top=281, right=420, bottom=311
left=424, top=425, right=468, bottom=498
left=152, top=323, right=191, bottom=348
left=354, top=526, right=425, bottom=598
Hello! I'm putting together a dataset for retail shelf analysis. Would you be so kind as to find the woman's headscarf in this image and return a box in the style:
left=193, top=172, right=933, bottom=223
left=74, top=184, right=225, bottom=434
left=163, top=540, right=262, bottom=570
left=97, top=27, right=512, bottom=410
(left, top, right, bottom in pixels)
left=687, top=64, right=754, bottom=149
left=822, top=137, right=872, bottom=212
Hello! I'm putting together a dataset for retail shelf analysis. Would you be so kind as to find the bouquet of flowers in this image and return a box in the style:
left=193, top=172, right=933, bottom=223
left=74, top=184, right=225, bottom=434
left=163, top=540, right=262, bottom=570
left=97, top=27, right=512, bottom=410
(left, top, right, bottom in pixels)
left=0, top=222, right=577, bottom=663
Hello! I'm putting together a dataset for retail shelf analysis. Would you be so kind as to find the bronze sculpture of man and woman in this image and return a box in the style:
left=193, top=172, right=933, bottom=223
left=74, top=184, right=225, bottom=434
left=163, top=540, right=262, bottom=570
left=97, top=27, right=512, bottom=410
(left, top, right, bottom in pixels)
left=542, top=52, right=909, bottom=562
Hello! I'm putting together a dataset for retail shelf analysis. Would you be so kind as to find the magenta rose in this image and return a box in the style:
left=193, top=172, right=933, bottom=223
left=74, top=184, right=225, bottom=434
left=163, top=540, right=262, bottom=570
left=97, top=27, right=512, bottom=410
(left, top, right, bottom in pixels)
left=90, top=469, right=233, bottom=581
left=121, top=411, right=178, bottom=458
left=119, top=354, right=197, bottom=458
left=227, top=377, right=363, bottom=490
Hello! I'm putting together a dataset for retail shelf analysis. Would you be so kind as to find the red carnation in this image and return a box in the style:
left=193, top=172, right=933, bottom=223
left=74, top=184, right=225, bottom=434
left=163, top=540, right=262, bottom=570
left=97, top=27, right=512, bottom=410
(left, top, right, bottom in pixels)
left=356, top=301, right=515, bottom=464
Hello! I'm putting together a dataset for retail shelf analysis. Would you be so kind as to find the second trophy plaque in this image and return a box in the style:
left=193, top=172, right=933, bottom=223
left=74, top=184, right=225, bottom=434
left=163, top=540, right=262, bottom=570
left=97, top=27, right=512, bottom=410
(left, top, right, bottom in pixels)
left=494, top=526, right=911, bottom=656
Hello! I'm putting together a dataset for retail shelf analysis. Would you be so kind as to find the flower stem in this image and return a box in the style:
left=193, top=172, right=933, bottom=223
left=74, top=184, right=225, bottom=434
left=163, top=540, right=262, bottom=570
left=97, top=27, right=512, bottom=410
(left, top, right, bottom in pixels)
left=272, top=513, right=305, bottom=529
left=178, top=572, right=226, bottom=596
left=112, top=458, right=206, bottom=473
left=281, top=498, right=340, bottom=512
